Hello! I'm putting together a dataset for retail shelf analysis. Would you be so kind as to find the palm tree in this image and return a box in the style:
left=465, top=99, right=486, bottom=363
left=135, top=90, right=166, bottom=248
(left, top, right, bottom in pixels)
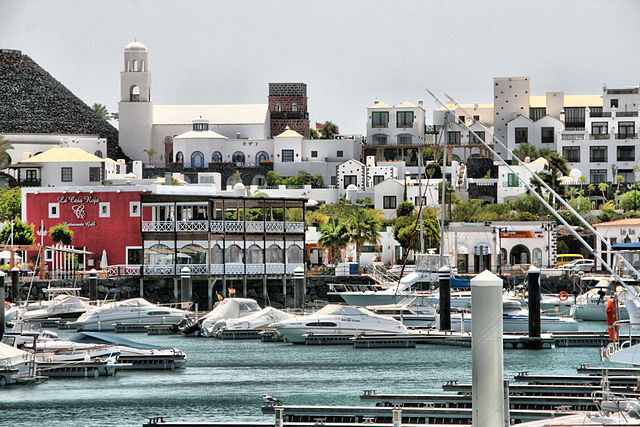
left=347, top=209, right=381, bottom=266
left=542, top=151, right=569, bottom=206
left=320, top=121, right=339, bottom=139
left=598, top=182, right=609, bottom=201
left=143, top=148, right=157, bottom=162
left=512, top=143, right=539, bottom=161
left=92, top=103, right=110, bottom=120
left=318, top=217, right=349, bottom=266
left=0, top=137, right=13, bottom=169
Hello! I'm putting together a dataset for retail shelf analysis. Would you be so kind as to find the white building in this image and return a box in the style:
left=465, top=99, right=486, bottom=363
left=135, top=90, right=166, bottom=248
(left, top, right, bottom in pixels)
left=373, top=177, right=443, bottom=219
left=336, top=157, right=398, bottom=191
left=1, top=133, right=107, bottom=164
left=497, top=157, right=547, bottom=203
left=367, top=100, right=426, bottom=146
left=594, top=218, right=640, bottom=271
left=443, top=221, right=557, bottom=273
left=117, top=42, right=269, bottom=162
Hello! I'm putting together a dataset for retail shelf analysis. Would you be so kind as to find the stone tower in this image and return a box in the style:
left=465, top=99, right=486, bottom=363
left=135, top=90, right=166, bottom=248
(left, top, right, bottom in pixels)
left=118, top=41, right=154, bottom=161
left=268, top=83, right=310, bottom=138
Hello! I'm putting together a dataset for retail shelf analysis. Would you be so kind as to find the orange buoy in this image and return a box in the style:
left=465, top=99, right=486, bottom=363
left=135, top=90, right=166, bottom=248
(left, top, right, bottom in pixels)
left=606, top=298, right=619, bottom=342
left=558, top=291, right=569, bottom=301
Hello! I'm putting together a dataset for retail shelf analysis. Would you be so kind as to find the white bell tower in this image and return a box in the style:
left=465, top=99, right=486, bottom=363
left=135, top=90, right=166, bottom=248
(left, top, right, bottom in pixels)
left=118, top=41, right=154, bottom=161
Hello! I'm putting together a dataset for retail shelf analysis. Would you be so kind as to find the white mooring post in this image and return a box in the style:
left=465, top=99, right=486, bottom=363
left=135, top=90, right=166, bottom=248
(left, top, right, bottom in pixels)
left=392, top=407, right=402, bottom=427
left=471, top=270, right=506, bottom=427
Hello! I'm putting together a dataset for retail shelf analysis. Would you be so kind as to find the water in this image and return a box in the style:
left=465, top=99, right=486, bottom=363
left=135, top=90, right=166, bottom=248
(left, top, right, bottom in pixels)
left=1, top=321, right=619, bottom=426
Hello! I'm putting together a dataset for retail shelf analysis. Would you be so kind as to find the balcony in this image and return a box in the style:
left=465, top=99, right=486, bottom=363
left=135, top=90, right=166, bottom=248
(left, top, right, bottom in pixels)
left=589, top=112, right=612, bottom=118
left=15, top=179, right=41, bottom=187
left=143, top=220, right=304, bottom=234
left=616, top=133, right=638, bottom=140
left=136, top=263, right=304, bottom=276
left=589, top=134, right=610, bottom=140
left=270, top=111, right=308, bottom=120
left=616, top=111, right=638, bottom=117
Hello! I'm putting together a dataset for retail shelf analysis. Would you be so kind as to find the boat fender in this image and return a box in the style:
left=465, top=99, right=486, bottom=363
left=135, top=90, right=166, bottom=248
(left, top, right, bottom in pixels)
left=558, top=291, right=569, bottom=301
left=606, top=298, right=619, bottom=342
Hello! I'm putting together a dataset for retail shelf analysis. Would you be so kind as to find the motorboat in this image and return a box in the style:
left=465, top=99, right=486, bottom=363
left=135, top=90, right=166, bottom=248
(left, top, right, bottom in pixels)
left=198, top=298, right=262, bottom=337
left=210, top=306, right=296, bottom=333
left=21, top=294, right=90, bottom=321
left=4, top=301, right=20, bottom=321
left=2, top=331, right=120, bottom=362
left=70, top=298, right=189, bottom=331
left=271, top=304, right=409, bottom=344
left=447, top=296, right=579, bottom=333
left=0, top=341, right=38, bottom=386
left=572, top=280, right=633, bottom=321
left=366, top=295, right=437, bottom=328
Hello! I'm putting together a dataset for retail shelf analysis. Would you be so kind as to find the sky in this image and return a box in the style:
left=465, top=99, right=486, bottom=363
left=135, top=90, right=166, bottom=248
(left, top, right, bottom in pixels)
left=2, top=0, right=640, bottom=134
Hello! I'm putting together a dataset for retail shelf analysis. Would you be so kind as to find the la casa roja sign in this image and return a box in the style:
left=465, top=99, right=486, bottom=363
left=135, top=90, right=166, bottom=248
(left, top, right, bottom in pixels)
left=55, top=195, right=101, bottom=227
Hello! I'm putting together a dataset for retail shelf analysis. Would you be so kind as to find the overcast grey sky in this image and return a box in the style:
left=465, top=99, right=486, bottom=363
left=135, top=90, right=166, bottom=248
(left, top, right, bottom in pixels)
left=3, top=0, right=640, bottom=134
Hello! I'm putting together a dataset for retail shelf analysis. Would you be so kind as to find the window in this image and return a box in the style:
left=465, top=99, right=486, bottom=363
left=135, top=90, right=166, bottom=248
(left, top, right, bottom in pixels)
left=211, top=151, right=223, bottom=163
left=383, top=195, right=397, bottom=209
left=590, top=169, right=607, bottom=184
left=529, top=107, right=546, bottom=121
left=592, top=122, right=608, bottom=135
left=515, top=127, right=528, bottom=143
left=331, top=176, right=336, bottom=186
left=291, top=103, right=298, bottom=112
left=343, top=175, right=357, bottom=189
left=192, top=122, right=208, bottom=131
left=397, top=111, right=414, bottom=128
left=311, top=151, right=318, bottom=158
left=99, top=202, right=111, bottom=218
left=48, top=203, right=60, bottom=218
left=611, top=98, right=619, bottom=108
left=61, top=167, right=72, bottom=182
left=565, top=107, right=586, bottom=128
left=590, top=146, right=607, bottom=162
left=175, top=151, right=184, bottom=163
left=541, top=127, right=554, bottom=143
left=275, top=103, right=281, bottom=112
left=458, top=115, right=466, bottom=124
left=44, top=249, right=53, bottom=262
left=94, top=150, right=103, bottom=158
left=397, top=135, right=412, bottom=144
left=617, top=146, right=635, bottom=162
left=373, top=175, right=385, bottom=185
left=126, top=247, right=142, bottom=265
left=371, top=111, right=389, bottom=128
left=473, top=115, right=480, bottom=121
left=470, top=131, right=485, bottom=144
left=25, top=170, right=37, bottom=182
left=563, top=147, right=580, bottom=162
left=506, top=173, right=519, bottom=187
left=447, top=131, right=461, bottom=144
left=337, top=150, right=343, bottom=158
left=89, top=167, right=101, bottom=182
left=129, top=201, right=140, bottom=217
left=413, top=196, right=427, bottom=206
left=618, top=122, right=636, bottom=139
left=373, top=135, right=387, bottom=145
left=281, top=149, right=294, bottom=162
left=619, top=169, right=634, bottom=183
left=232, top=151, right=245, bottom=164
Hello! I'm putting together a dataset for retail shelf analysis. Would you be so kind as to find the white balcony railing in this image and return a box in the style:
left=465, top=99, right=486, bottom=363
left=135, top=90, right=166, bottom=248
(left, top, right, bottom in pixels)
left=211, top=264, right=224, bottom=275
left=107, top=265, right=141, bottom=276
left=144, top=265, right=175, bottom=276
left=286, top=222, right=305, bottom=233
left=246, top=221, right=264, bottom=233
left=265, top=222, right=284, bottom=233
left=142, top=221, right=175, bottom=232
left=266, top=263, right=285, bottom=274
left=210, top=220, right=224, bottom=232
left=176, top=220, right=208, bottom=232
left=246, top=264, right=266, bottom=275
left=225, top=263, right=244, bottom=275
left=176, top=264, right=208, bottom=275
left=286, top=263, right=305, bottom=274
left=141, top=263, right=299, bottom=276
left=225, top=221, right=244, bottom=232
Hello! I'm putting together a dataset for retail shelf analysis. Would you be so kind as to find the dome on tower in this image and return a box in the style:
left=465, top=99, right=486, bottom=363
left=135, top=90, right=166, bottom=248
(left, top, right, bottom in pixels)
left=124, top=41, right=147, bottom=51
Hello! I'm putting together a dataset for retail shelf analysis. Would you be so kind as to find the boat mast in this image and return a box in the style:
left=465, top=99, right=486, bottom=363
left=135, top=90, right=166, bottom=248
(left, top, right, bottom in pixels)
left=418, top=146, right=425, bottom=254
left=439, top=112, right=449, bottom=267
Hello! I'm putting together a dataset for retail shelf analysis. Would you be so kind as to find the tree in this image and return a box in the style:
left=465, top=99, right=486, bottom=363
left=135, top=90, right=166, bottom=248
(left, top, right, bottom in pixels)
left=347, top=209, right=381, bottom=266
left=0, top=186, right=21, bottom=221
left=50, top=224, right=74, bottom=245
left=143, top=148, right=157, bottom=162
left=509, top=193, right=542, bottom=217
left=320, top=121, right=339, bottom=139
left=513, top=143, right=539, bottom=161
left=309, top=128, right=319, bottom=139
left=232, top=170, right=242, bottom=185
left=620, top=190, right=640, bottom=211
left=396, top=201, right=415, bottom=218
left=543, top=151, right=569, bottom=205
left=0, top=136, right=13, bottom=169
left=92, top=103, right=110, bottom=120
left=0, top=218, right=34, bottom=245
left=598, top=182, right=609, bottom=201
left=393, top=208, right=440, bottom=253
left=318, top=217, right=349, bottom=265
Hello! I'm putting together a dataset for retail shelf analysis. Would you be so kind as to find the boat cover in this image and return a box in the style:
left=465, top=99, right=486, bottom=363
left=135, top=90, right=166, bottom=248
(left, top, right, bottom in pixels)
left=201, top=298, right=261, bottom=323
left=0, top=341, right=31, bottom=367
left=451, top=277, right=470, bottom=288
left=69, top=332, right=171, bottom=350
left=216, top=307, right=295, bottom=330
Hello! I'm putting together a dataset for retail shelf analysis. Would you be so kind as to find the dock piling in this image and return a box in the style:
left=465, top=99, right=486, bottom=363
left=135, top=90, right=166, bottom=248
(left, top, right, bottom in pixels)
left=10, top=266, right=19, bottom=303
left=89, top=268, right=98, bottom=301
left=0, top=277, right=5, bottom=339
left=438, top=266, right=451, bottom=331
left=180, top=266, right=192, bottom=306
left=527, top=265, right=541, bottom=344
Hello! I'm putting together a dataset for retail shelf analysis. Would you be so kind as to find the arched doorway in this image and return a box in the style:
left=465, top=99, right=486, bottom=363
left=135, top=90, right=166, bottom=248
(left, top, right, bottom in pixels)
left=510, top=244, right=531, bottom=265
left=190, top=151, right=204, bottom=168
left=232, top=151, right=245, bottom=165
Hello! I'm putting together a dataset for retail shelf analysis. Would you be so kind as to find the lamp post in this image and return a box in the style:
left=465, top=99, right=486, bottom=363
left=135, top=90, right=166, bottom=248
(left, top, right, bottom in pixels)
left=541, top=223, right=553, bottom=268
left=493, top=226, right=507, bottom=274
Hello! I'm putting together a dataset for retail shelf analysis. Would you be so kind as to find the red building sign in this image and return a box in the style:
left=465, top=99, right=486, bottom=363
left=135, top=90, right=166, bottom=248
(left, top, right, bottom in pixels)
left=23, top=187, right=150, bottom=267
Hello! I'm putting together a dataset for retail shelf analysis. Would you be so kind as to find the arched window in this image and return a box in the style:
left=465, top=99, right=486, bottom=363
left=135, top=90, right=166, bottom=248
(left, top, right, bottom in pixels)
left=211, top=151, right=223, bottom=163
left=246, top=244, right=263, bottom=264
left=178, top=244, right=208, bottom=265
left=164, top=136, right=173, bottom=145
left=190, top=151, right=205, bottom=168
left=126, top=61, right=131, bottom=72
left=291, top=103, right=298, bottom=112
left=287, top=244, right=303, bottom=264
left=130, top=85, right=140, bottom=102
left=140, top=59, right=146, bottom=72
left=175, top=151, right=184, bottom=163
left=226, top=244, right=242, bottom=263
left=266, top=244, right=283, bottom=263
left=232, top=151, right=245, bottom=165
left=275, top=103, right=281, bottom=112
left=532, top=248, right=542, bottom=267
left=146, top=244, right=172, bottom=265
left=210, top=244, right=223, bottom=264
left=255, top=151, right=269, bottom=164
left=94, top=150, right=103, bottom=158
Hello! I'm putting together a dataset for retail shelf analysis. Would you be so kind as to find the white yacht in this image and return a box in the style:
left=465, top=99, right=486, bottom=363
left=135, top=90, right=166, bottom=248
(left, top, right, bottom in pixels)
left=0, top=341, right=37, bottom=386
left=211, top=306, right=296, bottom=333
left=271, top=304, right=409, bottom=344
left=21, top=294, right=90, bottom=321
left=366, top=295, right=437, bottom=328
left=447, top=297, right=579, bottom=333
left=70, top=298, right=189, bottom=331
left=199, top=298, right=262, bottom=337
left=572, top=280, right=633, bottom=321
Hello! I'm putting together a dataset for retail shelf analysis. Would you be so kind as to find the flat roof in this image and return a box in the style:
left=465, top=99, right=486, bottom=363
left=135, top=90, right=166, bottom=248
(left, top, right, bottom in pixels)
left=141, top=194, right=308, bottom=203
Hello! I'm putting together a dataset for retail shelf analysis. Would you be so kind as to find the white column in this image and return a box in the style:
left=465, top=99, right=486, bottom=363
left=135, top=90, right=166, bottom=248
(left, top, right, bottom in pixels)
left=471, top=270, right=505, bottom=427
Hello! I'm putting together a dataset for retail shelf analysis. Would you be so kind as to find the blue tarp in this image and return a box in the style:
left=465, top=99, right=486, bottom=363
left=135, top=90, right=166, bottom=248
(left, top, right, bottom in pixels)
left=451, top=277, right=471, bottom=288
left=69, top=332, right=171, bottom=350
left=612, top=242, right=640, bottom=250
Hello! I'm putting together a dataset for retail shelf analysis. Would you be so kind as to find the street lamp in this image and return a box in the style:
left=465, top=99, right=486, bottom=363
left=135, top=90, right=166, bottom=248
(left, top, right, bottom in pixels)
left=493, top=225, right=508, bottom=274
left=541, top=222, right=554, bottom=268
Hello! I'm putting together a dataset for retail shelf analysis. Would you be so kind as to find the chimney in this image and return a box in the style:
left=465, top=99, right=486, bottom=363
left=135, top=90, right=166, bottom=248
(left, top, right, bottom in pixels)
left=418, top=99, right=423, bottom=107
left=374, top=98, right=379, bottom=105
left=236, top=132, right=241, bottom=139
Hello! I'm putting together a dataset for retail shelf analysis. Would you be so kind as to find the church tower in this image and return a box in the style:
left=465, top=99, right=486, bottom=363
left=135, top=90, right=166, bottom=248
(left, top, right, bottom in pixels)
left=118, top=41, right=154, bottom=161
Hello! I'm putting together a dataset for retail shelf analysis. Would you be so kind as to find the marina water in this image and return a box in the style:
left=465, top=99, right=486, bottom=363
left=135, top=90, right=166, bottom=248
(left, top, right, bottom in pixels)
left=1, top=322, right=615, bottom=426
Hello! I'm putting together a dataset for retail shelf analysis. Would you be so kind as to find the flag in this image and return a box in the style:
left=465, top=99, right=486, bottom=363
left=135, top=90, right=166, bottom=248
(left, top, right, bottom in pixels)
left=315, top=122, right=323, bottom=131
left=228, top=288, right=236, bottom=295
left=216, top=293, right=223, bottom=301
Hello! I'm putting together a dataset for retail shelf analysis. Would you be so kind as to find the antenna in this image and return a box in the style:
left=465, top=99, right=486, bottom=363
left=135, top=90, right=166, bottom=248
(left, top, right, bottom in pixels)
left=426, top=88, right=639, bottom=299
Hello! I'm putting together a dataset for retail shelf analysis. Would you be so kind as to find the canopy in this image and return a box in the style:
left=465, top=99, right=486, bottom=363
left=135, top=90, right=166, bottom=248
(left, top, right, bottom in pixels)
left=612, top=243, right=640, bottom=250
left=70, top=331, right=171, bottom=350
left=451, top=277, right=471, bottom=288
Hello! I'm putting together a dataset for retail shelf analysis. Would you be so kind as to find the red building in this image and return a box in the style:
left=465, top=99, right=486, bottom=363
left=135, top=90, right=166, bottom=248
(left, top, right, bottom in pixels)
left=22, top=186, right=151, bottom=267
